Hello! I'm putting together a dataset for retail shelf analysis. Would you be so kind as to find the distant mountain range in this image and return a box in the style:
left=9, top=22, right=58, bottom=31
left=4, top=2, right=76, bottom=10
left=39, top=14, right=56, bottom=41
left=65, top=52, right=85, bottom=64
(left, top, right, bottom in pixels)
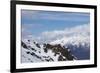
left=50, top=36, right=90, bottom=60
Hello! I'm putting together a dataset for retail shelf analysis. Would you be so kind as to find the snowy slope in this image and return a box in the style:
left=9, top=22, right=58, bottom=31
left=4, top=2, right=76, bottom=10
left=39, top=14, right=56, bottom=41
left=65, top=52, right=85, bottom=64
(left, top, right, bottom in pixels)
left=50, top=32, right=90, bottom=60
left=21, top=39, right=76, bottom=63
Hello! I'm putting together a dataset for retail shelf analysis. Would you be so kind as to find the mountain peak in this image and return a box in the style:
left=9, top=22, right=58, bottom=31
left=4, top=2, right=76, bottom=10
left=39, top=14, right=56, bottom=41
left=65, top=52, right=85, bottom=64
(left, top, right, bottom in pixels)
left=21, top=39, right=76, bottom=63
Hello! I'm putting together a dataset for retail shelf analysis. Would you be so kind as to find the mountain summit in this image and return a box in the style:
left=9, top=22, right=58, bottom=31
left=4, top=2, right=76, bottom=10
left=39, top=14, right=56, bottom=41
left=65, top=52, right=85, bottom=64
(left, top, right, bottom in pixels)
left=21, top=39, right=76, bottom=63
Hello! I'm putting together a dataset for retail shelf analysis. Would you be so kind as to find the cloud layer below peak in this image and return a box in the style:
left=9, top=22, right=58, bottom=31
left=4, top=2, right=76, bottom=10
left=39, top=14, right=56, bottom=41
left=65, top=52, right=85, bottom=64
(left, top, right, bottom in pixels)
left=23, top=24, right=90, bottom=47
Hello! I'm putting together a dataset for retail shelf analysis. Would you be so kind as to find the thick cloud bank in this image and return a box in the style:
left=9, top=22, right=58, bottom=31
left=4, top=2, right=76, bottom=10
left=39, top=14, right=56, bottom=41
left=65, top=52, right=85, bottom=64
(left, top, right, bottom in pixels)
left=22, top=24, right=90, bottom=48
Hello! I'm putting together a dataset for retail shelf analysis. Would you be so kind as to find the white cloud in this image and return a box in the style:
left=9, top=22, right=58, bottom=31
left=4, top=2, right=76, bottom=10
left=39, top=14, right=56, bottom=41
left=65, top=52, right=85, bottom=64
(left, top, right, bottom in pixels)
left=23, top=24, right=90, bottom=47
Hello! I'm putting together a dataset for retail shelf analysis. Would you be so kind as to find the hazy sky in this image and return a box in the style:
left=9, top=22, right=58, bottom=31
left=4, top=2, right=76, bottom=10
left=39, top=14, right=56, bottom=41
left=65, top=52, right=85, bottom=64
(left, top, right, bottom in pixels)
left=21, top=10, right=90, bottom=37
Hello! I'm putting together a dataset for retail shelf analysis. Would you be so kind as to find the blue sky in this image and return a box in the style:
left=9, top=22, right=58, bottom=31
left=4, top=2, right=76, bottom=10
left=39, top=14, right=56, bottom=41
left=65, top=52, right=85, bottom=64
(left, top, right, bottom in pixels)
left=21, top=10, right=90, bottom=36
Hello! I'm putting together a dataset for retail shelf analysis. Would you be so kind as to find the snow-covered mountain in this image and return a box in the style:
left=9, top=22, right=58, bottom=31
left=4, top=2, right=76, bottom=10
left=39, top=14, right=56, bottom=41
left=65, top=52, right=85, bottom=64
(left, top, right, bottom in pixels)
left=21, top=24, right=90, bottom=62
left=21, top=39, right=76, bottom=63
left=50, top=36, right=90, bottom=60
left=50, top=36, right=89, bottom=48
